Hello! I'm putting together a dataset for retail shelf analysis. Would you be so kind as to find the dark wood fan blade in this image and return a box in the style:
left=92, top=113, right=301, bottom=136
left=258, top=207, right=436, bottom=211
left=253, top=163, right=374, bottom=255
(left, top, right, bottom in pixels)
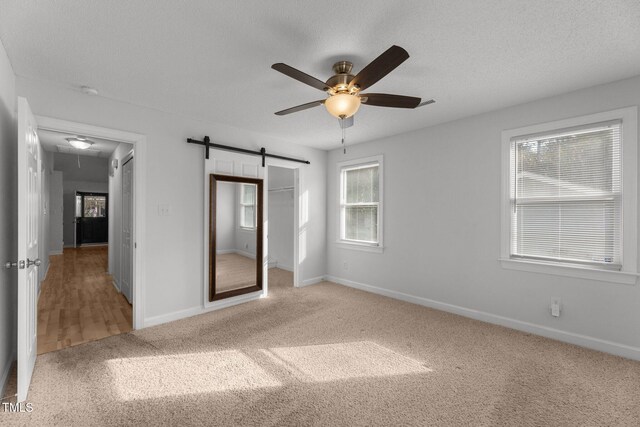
left=349, top=45, right=409, bottom=91
left=360, top=93, right=421, bottom=108
left=272, top=63, right=330, bottom=92
left=275, top=100, right=325, bottom=116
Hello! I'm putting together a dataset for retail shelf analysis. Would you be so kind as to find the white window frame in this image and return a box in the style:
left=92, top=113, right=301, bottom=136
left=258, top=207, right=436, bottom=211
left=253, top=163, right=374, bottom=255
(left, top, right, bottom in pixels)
left=239, top=183, right=257, bottom=230
left=337, top=155, right=384, bottom=253
left=500, top=107, right=638, bottom=285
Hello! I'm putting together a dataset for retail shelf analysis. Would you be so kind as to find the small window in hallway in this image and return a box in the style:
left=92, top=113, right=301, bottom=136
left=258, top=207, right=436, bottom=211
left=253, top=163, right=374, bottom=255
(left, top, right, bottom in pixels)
left=83, top=195, right=107, bottom=218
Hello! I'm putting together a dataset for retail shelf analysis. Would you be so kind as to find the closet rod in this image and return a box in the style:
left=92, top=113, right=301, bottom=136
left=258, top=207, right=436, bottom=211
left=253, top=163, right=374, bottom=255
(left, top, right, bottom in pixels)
left=187, top=136, right=310, bottom=166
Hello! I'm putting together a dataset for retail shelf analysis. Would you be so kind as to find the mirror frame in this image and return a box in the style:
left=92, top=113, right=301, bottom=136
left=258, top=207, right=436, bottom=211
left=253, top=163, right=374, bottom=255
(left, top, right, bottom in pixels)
left=209, top=174, right=264, bottom=302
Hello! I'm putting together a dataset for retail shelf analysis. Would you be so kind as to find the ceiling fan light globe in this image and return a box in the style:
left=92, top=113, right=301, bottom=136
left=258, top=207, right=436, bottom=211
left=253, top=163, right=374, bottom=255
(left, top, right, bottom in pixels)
left=324, top=93, right=361, bottom=119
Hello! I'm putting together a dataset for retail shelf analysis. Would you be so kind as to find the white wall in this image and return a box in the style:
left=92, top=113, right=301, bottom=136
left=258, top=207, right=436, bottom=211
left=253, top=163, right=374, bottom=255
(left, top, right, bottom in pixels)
left=17, top=76, right=327, bottom=324
left=61, top=180, right=108, bottom=247
left=0, top=38, right=16, bottom=395
left=49, top=171, right=63, bottom=255
left=216, top=181, right=236, bottom=252
left=268, top=166, right=294, bottom=270
left=327, top=75, right=640, bottom=359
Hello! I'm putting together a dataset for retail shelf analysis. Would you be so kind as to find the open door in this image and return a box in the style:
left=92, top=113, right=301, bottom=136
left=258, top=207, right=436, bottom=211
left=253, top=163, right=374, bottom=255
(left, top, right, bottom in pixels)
left=17, top=97, right=40, bottom=402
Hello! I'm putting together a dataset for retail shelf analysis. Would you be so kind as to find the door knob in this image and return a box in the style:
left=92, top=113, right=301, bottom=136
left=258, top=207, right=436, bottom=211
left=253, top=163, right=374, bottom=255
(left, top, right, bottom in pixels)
left=26, top=258, right=41, bottom=268
left=4, top=260, right=25, bottom=269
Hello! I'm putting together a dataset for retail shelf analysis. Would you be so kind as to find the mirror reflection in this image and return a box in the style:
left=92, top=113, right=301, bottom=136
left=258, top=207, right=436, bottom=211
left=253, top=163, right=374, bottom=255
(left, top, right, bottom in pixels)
left=210, top=174, right=263, bottom=301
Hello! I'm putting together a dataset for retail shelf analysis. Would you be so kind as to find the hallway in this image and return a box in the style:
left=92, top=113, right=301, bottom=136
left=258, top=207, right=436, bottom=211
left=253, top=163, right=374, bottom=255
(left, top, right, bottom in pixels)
left=37, top=246, right=132, bottom=354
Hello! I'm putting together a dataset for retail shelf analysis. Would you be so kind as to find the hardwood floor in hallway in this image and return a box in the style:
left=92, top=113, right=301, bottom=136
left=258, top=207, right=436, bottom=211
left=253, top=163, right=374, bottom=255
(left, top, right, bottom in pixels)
left=37, top=246, right=132, bottom=354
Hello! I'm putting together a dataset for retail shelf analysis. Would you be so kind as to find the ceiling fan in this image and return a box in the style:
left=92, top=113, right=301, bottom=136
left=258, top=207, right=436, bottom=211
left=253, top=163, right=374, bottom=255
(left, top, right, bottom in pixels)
left=272, top=45, right=434, bottom=127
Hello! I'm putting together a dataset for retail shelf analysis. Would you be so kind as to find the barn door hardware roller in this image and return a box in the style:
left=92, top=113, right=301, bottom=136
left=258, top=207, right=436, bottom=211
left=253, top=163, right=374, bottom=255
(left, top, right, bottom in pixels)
left=187, top=136, right=310, bottom=167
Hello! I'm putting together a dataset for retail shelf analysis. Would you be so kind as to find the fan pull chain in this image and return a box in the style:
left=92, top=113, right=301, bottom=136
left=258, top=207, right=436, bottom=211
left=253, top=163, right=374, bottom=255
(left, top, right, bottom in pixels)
left=341, top=120, right=347, bottom=154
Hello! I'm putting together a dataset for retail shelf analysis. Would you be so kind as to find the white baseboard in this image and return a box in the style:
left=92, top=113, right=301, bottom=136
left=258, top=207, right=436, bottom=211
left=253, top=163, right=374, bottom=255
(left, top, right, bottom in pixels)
left=144, top=291, right=263, bottom=328
left=144, top=306, right=205, bottom=328
left=216, top=249, right=235, bottom=255
left=112, top=279, right=120, bottom=292
left=0, top=350, right=16, bottom=400
left=298, top=275, right=325, bottom=288
left=326, top=275, right=640, bottom=362
left=42, top=261, right=50, bottom=281
left=216, top=249, right=256, bottom=259
left=49, top=250, right=63, bottom=256
left=64, top=243, right=107, bottom=248
left=235, top=250, right=256, bottom=260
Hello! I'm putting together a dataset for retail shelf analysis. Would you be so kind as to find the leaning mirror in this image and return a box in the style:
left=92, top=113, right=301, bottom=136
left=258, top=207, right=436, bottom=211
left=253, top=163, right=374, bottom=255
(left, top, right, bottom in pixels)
left=209, top=174, right=263, bottom=301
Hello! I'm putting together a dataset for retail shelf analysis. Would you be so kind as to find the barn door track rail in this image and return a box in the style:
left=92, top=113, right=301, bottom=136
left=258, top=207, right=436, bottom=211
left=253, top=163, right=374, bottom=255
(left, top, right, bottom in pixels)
left=187, top=136, right=310, bottom=167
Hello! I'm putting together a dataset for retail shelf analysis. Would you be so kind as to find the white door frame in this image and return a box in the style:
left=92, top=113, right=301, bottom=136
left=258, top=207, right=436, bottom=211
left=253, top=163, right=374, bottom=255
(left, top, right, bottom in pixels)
left=35, top=116, right=147, bottom=329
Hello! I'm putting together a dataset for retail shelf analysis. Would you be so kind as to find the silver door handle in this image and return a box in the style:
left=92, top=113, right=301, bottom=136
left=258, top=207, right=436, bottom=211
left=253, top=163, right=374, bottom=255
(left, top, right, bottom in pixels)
left=26, top=258, right=41, bottom=268
left=4, top=260, right=25, bottom=269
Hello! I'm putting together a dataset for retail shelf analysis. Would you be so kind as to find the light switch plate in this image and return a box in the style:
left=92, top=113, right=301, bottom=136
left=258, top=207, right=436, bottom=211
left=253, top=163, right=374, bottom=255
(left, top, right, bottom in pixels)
left=158, top=204, right=171, bottom=216
left=551, top=297, right=561, bottom=317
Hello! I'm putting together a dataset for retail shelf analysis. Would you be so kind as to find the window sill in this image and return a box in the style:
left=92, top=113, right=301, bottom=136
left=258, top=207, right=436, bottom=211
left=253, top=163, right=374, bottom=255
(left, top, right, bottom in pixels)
left=336, top=240, right=384, bottom=253
left=499, top=258, right=638, bottom=285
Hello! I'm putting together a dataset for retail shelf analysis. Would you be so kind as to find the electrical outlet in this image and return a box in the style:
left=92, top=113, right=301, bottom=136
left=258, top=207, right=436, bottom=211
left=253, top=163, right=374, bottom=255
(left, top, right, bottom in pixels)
left=245, top=243, right=249, bottom=249
left=550, top=297, right=561, bottom=317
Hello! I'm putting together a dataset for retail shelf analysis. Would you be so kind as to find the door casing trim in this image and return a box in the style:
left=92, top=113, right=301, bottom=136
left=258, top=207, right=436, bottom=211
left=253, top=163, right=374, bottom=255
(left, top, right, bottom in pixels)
left=36, top=115, right=147, bottom=330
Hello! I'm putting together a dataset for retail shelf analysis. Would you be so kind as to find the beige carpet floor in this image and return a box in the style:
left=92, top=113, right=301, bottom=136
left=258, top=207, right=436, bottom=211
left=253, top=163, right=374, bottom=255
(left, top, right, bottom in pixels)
left=3, top=268, right=640, bottom=426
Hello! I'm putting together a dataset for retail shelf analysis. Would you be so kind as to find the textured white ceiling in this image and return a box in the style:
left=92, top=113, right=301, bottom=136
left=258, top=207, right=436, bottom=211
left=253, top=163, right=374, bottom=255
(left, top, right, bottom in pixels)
left=1, top=0, right=639, bottom=150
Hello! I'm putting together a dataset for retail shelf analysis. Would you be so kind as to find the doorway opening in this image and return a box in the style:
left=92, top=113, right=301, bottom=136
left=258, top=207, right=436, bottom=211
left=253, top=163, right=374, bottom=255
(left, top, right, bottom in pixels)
left=267, top=165, right=296, bottom=291
left=36, top=128, right=135, bottom=354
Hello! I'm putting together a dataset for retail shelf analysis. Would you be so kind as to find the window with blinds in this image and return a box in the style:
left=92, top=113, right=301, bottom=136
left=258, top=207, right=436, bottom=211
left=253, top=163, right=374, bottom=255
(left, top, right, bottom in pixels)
left=240, top=183, right=257, bottom=229
left=340, top=160, right=381, bottom=245
left=510, top=120, right=622, bottom=268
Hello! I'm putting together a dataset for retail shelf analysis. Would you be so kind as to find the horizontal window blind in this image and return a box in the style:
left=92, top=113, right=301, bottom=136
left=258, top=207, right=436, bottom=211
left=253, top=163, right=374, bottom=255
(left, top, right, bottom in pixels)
left=240, top=184, right=256, bottom=229
left=510, top=120, right=622, bottom=267
left=341, top=163, right=379, bottom=244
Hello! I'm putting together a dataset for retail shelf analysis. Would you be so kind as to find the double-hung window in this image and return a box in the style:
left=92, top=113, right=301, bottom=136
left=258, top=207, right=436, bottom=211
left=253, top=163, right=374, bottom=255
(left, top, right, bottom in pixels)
left=501, top=107, right=637, bottom=284
left=239, top=183, right=256, bottom=229
left=338, top=156, right=383, bottom=250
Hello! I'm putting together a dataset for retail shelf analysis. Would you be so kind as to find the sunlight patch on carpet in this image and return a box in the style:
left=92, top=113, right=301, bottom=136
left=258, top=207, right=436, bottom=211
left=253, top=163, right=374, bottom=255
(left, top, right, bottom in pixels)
left=261, top=341, right=431, bottom=382
left=106, top=350, right=281, bottom=400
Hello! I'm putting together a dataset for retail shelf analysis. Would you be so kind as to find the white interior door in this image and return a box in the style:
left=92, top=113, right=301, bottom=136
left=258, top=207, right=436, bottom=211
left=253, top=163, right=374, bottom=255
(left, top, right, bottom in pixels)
left=121, top=155, right=133, bottom=303
left=17, top=97, right=40, bottom=402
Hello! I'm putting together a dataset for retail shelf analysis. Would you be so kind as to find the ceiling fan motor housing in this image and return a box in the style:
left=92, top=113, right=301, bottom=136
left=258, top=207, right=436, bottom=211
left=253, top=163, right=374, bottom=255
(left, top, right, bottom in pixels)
left=327, top=61, right=357, bottom=93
